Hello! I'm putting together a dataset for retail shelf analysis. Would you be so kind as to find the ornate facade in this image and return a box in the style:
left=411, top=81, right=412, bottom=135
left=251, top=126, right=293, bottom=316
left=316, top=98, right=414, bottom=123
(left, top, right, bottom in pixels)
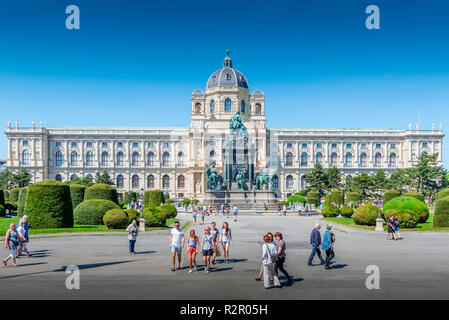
left=4, top=53, right=444, bottom=200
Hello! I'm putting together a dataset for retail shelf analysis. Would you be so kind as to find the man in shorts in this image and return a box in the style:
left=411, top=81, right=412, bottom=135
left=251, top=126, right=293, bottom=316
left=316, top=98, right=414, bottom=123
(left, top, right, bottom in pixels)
left=169, top=220, right=185, bottom=271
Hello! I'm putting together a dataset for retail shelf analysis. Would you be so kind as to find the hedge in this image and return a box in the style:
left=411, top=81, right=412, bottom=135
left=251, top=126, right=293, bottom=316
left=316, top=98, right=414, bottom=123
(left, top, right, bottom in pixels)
left=84, top=183, right=119, bottom=204
left=346, top=192, right=362, bottom=204
left=103, top=209, right=129, bottom=229
left=74, top=199, right=120, bottom=225
left=144, top=190, right=165, bottom=207
left=383, top=209, right=419, bottom=228
left=69, top=184, right=87, bottom=210
left=0, top=190, right=4, bottom=206
left=124, top=209, right=140, bottom=223
left=159, top=203, right=177, bottom=220
left=288, top=194, right=306, bottom=205
left=435, top=189, right=449, bottom=202
left=24, top=181, right=73, bottom=229
left=383, top=196, right=429, bottom=223
left=331, top=190, right=344, bottom=206
left=0, top=204, right=6, bottom=217
left=17, top=187, right=28, bottom=216
left=353, top=204, right=379, bottom=226
left=143, top=206, right=166, bottom=227
left=340, top=206, right=354, bottom=218
left=9, top=188, right=20, bottom=202
left=124, top=191, right=138, bottom=204
left=403, top=191, right=424, bottom=202
left=306, top=191, right=320, bottom=207
left=322, top=205, right=340, bottom=218
left=434, top=196, right=449, bottom=227
left=384, top=190, right=400, bottom=204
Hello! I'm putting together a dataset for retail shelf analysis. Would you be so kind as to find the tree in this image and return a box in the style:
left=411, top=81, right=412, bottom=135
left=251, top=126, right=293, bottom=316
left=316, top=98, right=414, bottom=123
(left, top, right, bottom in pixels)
left=0, top=168, right=32, bottom=189
left=0, top=169, right=14, bottom=189
left=326, top=167, right=342, bottom=190
left=350, top=173, right=374, bottom=197
left=412, top=153, right=444, bottom=199
left=95, top=171, right=114, bottom=186
left=305, top=163, right=328, bottom=197
left=372, top=169, right=387, bottom=191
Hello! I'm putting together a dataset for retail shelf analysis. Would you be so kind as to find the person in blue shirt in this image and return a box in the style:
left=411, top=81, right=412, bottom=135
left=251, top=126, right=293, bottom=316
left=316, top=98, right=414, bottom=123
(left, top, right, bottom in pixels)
left=322, top=225, right=335, bottom=270
left=307, top=224, right=325, bottom=266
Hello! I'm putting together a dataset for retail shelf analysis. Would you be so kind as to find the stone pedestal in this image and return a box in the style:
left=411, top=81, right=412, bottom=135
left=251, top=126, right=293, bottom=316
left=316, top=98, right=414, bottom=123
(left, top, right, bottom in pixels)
left=139, top=218, right=146, bottom=232
left=375, top=218, right=384, bottom=232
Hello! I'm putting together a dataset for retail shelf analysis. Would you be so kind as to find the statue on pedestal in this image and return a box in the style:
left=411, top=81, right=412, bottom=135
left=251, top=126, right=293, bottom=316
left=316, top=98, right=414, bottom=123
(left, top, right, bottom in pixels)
left=229, top=110, right=248, bottom=139
left=206, top=163, right=223, bottom=190
left=254, top=167, right=275, bottom=190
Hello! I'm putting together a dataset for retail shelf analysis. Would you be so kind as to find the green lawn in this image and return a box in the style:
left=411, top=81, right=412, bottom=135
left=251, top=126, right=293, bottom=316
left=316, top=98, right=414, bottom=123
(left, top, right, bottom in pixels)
left=322, top=213, right=449, bottom=232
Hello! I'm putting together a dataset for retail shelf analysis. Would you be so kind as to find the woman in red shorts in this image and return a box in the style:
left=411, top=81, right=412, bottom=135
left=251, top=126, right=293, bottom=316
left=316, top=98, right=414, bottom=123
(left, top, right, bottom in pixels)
left=186, top=229, right=199, bottom=273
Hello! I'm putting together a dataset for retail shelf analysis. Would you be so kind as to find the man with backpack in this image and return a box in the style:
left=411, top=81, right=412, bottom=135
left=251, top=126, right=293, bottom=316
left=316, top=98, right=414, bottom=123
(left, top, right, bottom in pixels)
left=307, top=224, right=325, bottom=266
left=322, top=224, right=335, bottom=270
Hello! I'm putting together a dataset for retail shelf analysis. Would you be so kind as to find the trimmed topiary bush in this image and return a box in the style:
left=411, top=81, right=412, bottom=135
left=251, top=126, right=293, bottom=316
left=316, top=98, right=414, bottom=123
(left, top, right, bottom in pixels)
left=143, top=206, right=166, bottom=227
left=330, top=190, right=344, bottom=207
left=340, top=205, right=354, bottom=218
left=24, top=181, right=73, bottom=229
left=69, top=184, right=86, bottom=210
left=0, top=190, right=5, bottom=206
left=383, top=209, right=418, bottom=228
left=124, top=209, right=140, bottom=223
left=17, top=187, right=28, bottom=216
left=346, top=192, right=362, bottom=204
left=353, top=204, right=379, bottom=226
left=306, top=191, right=320, bottom=207
left=322, top=205, right=340, bottom=218
left=0, top=204, right=6, bottom=217
left=159, top=203, right=177, bottom=220
left=436, top=189, right=449, bottom=202
left=144, top=190, right=165, bottom=207
left=103, top=209, right=129, bottom=229
left=288, top=194, right=306, bottom=205
left=434, top=196, right=449, bottom=227
left=124, top=191, right=138, bottom=204
left=384, top=190, right=400, bottom=204
left=403, top=191, right=424, bottom=202
left=84, top=183, right=118, bottom=204
left=9, top=188, right=20, bottom=202
left=383, top=196, right=429, bottom=223
left=74, top=199, right=120, bottom=225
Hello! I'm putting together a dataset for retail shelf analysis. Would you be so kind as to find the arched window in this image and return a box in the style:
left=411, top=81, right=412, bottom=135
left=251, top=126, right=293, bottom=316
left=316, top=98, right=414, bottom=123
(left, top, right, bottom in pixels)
left=300, top=152, right=308, bottom=167
left=240, top=100, right=245, bottom=113
left=132, top=152, right=139, bottom=166
left=117, top=152, right=124, bottom=166
left=147, top=152, right=154, bottom=166
left=178, top=175, right=185, bottom=188
left=209, top=150, right=216, bottom=165
left=163, top=175, right=170, bottom=188
left=101, top=152, right=109, bottom=166
left=85, top=174, right=93, bottom=183
left=285, top=152, right=293, bottom=167
left=286, top=175, right=293, bottom=189
left=86, top=152, right=93, bottom=166
left=330, top=152, right=337, bottom=167
left=389, top=153, right=397, bottom=167
left=255, top=103, right=261, bottom=115
left=210, top=100, right=215, bottom=113
left=300, top=175, right=306, bottom=189
left=177, top=152, right=185, bottom=166
left=116, top=174, right=124, bottom=188
left=70, top=174, right=77, bottom=181
left=315, top=152, right=323, bottom=164
left=22, top=150, right=31, bottom=165
left=55, top=151, right=63, bottom=167
left=374, top=152, right=382, bottom=167
left=359, top=152, right=367, bottom=167
left=71, top=151, right=78, bottom=166
left=55, top=174, right=62, bottom=182
left=272, top=175, right=279, bottom=189
left=195, top=103, right=201, bottom=113
left=345, top=152, right=353, bottom=167
left=224, top=98, right=232, bottom=112
left=132, top=174, right=139, bottom=189
left=162, top=152, right=170, bottom=166
left=147, top=175, right=154, bottom=188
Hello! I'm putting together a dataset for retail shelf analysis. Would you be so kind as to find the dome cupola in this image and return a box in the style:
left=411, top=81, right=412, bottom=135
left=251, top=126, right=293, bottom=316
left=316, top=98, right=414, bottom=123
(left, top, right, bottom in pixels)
left=206, top=49, right=249, bottom=89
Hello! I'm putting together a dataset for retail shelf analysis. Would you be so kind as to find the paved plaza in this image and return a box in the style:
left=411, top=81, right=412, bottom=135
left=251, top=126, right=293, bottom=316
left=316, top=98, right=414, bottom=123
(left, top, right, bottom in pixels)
left=1, top=214, right=449, bottom=300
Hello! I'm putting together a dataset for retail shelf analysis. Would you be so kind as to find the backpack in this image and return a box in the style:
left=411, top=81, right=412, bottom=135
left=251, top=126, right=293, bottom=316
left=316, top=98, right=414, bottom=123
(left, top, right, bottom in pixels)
left=331, top=232, right=335, bottom=243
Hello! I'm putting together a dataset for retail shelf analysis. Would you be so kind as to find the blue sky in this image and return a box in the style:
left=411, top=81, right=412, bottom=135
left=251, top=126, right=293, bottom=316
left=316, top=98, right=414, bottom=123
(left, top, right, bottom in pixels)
left=0, top=0, right=448, bottom=166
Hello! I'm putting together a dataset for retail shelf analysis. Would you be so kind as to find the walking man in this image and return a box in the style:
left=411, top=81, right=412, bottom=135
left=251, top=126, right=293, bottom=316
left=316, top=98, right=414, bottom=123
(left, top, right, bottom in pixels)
left=169, top=220, right=185, bottom=271
left=210, top=222, right=219, bottom=264
left=322, top=225, right=335, bottom=270
left=307, top=223, right=325, bottom=266
left=233, top=205, right=238, bottom=222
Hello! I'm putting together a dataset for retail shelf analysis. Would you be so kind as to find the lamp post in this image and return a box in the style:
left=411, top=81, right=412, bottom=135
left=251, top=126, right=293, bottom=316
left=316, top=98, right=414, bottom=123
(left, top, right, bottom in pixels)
left=375, top=189, right=384, bottom=232
left=139, top=188, right=146, bottom=232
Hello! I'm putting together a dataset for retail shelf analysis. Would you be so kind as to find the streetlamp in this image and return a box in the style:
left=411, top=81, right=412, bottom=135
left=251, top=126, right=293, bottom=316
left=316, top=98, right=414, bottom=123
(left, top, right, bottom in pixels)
left=139, top=188, right=146, bottom=232
left=375, top=189, right=384, bottom=232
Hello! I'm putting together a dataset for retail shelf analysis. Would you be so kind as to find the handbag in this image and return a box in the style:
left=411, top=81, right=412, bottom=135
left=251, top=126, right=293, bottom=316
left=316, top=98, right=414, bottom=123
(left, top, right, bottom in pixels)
left=265, top=244, right=279, bottom=264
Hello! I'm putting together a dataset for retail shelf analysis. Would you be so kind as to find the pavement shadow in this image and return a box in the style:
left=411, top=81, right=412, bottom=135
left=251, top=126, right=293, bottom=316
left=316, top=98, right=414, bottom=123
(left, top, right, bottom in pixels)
left=28, top=249, right=54, bottom=258
left=54, top=260, right=143, bottom=272
left=15, top=262, right=48, bottom=267
left=280, top=277, right=304, bottom=286
left=210, top=267, right=233, bottom=273
left=330, top=264, right=348, bottom=269
left=135, top=251, right=156, bottom=255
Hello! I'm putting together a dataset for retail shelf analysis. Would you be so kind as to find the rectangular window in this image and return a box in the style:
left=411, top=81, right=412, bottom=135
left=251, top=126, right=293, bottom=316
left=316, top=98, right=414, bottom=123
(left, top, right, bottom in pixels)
left=117, top=142, right=123, bottom=148
left=346, top=143, right=352, bottom=148
left=132, top=142, right=138, bottom=147
left=56, top=142, right=62, bottom=147
left=71, top=141, right=77, bottom=147
left=361, top=143, right=367, bottom=149
left=147, top=142, right=153, bottom=148
left=287, top=143, right=292, bottom=149
left=422, top=142, right=428, bottom=148
left=86, top=141, right=93, bottom=147
left=390, top=143, right=396, bottom=149
left=331, top=143, right=337, bottom=148
left=102, top=142, right=108, bottom=147
left=375, top=143, right=382, bottom=149
left=163, top=142, right=169, bottom=148
left=22, top=140, right=29, bottom=146
left=302, top=143, right=307, bottom=148
left=316, top=143, right=322, bottom=148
